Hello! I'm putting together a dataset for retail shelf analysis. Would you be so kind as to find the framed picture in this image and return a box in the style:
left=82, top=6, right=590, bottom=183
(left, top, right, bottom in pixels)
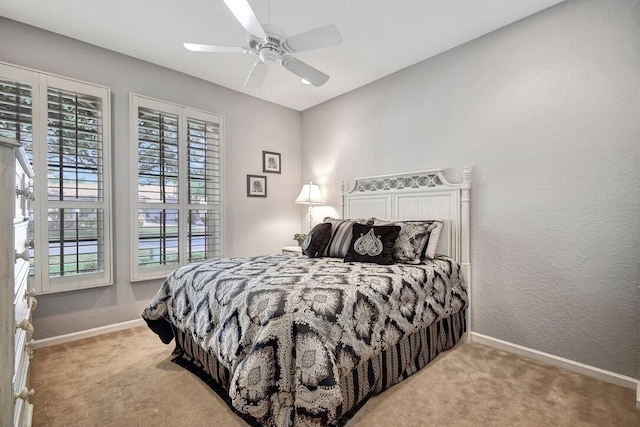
left=262, top=151, right=281, bottom=174
left=247, top=174, right=267, bottom=197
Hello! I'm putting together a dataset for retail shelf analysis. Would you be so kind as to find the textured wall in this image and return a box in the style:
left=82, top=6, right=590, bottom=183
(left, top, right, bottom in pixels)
left=0, top=18, right=302, bottom=339
left=301, top=0, right=639, bottom=377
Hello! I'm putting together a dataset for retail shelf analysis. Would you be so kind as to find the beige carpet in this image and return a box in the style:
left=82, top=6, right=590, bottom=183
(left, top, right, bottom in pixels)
left=30, top=326, right=639, bottom=427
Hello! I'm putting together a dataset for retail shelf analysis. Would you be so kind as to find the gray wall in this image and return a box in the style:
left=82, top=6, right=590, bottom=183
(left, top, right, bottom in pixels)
left=0, top=17, right=302, bottom=339
left=301, top=0, right=639, bottom=377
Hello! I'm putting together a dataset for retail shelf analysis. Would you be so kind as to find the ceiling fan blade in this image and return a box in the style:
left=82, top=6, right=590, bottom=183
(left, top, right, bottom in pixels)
left=222, top=0, right=267, bottom=41
left=244, top=61, right=267, bottom=88
left=184, top=43, right=250, bottom=53
left=281, top=57, right=329, bottom=87
left=283, top=24, right=343, bottom=53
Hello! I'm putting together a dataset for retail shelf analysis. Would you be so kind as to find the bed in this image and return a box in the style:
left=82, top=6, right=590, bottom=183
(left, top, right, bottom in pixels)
left=142, top=168, right=471, bottom=426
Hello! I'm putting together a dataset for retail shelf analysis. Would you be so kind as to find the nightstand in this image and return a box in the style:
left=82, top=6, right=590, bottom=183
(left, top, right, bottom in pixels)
left=282, top=246, right=303, bottom=256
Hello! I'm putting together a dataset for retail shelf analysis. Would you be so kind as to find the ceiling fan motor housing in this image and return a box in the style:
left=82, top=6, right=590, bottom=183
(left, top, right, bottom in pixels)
left=249, top=25, right=287, bottom=64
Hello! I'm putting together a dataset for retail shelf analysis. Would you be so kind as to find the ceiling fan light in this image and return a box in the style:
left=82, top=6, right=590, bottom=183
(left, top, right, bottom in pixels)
left=301, top=79, right=311, bottom=85
left=259, top=46, right=279, bottom=63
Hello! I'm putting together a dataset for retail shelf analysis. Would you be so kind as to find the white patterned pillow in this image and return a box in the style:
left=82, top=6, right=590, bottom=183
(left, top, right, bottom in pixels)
left=368, top=218, right=444, bottom=262
left=391, top=221, right=432, bottom=264
left=421, top=220, right=444, bottom=259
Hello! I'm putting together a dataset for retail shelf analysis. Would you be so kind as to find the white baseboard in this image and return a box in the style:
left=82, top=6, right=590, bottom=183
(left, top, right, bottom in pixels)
left=33, top=318, right=146, bottom=349
left=470, top=332, right=638, bottom=391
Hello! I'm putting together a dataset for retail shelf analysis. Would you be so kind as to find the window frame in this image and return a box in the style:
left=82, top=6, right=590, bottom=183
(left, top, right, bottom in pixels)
left=129, top=94, right=224, bottom=282
left=0, top=61, right=113, bottom=293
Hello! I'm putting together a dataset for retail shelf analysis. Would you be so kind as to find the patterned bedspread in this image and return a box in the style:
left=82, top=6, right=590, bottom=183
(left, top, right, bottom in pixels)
left=142, top=254, right=467, bottom=426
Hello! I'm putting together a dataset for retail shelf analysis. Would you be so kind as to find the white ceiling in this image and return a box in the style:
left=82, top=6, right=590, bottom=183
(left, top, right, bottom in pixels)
left=0, top=0, right=565, bottom=111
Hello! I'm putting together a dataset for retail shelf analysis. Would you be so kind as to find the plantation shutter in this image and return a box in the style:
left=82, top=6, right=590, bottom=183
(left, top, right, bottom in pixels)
left=137, top=107, right=180, bottom=268
left=0, top=64, right=112, bottom=293
left=41, top=76, right=112, bottom=292
left=187, top=118, right=221, bottom=262
left=132, top=94, right=223, bottom=281
left=0, top=78, right=36, bottom=278
left=0, top=79, right=33, bottom=152
left=46, top=87, right=106, bottom=278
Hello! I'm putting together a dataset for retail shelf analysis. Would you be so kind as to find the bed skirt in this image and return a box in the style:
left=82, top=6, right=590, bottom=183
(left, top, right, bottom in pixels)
left=171, top=309, right=466, bottom=426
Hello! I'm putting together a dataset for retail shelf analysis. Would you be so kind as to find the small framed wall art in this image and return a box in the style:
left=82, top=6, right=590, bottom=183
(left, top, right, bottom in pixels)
left=247, top=174, right=267, bottom=197
left=262, top=151, right=281, bottom=174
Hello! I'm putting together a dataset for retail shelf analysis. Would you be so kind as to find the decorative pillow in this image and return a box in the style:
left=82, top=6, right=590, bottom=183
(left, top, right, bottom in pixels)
left=302, top=223, right=332, bottom=258
left=322, top=217, right=368, bottom=258
left=391, top=221, right=432, bottom=264
left=422, top=220, right=444, bottom=259
left=368, top=218, right=441, bottom=263
left=344, top=223, right=400, bottom=265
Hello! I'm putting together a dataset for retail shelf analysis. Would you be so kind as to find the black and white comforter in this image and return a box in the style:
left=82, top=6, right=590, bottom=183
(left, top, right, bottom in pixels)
left=142, top=254, right=467, bottom=426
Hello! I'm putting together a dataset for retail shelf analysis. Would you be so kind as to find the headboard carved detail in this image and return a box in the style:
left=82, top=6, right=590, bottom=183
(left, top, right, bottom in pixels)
left=351, top=172, right=443, bottom=193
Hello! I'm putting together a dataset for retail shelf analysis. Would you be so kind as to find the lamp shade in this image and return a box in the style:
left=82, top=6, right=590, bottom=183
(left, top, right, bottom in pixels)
left=295, top=182, right=325, bottom=205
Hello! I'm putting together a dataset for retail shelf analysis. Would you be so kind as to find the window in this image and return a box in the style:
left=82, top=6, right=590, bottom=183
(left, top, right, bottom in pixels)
left=0, top=62, right=112, bottom=293
left=130, top=94, right=222, bottom=281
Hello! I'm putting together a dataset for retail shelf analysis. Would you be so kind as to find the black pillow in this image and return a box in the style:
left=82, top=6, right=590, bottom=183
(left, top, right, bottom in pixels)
left=344, top=224, right=401, bottom=265
left=302, top=222, right=332, bottom=257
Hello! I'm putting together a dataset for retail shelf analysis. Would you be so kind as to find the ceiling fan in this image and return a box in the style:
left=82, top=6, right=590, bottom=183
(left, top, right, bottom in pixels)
left=184, top=0, right=343, bottom=88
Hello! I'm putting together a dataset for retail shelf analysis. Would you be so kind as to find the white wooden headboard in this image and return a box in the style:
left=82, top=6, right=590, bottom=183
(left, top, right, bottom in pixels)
left=342, top=168, right=471, bottom=332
